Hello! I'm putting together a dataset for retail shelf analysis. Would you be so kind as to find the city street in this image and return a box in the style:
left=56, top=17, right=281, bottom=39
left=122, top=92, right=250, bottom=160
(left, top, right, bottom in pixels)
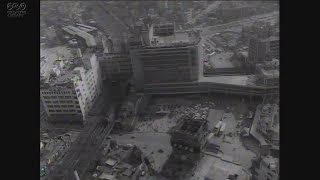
left=200, top=11, right=279, bottom=37
left=187, top=1, right=222, bottom=24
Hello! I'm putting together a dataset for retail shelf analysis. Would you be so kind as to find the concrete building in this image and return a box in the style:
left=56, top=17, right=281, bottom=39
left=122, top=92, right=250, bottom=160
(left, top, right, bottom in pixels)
left=40, top=50, right=102, bottom=122
left=250, top=103, right=279, bottom=154
left=153, top=23, right=175, bottom=36
left=248, top=36, right=279, bottom=69
left=129, top=23, right=202, bottom=92
left=97, top=53, right=132, bottom=81
left=256, top=59, right=279, bottom=86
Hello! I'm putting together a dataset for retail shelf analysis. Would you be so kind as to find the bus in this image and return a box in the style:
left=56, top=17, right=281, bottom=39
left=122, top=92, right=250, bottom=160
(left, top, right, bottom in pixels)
left=214, top=121, right=222, bottom=132
left=219, top=123, right=226, bottom=136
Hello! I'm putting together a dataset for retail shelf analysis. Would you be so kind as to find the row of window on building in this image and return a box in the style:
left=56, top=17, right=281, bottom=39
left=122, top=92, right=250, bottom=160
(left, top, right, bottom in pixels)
left=41, top=91, right=71, bottom=95
left=44, top=100, right=77, bottom=104
left=42, top=96, right=77, bottom=99
left=48, top=109, right=81, bottom=113
left=47, top=104, right=80, bottom=108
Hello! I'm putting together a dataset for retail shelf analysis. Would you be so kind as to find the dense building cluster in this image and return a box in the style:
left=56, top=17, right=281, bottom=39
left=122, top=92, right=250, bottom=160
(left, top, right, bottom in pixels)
left=40, top=1, right=279, bottom=180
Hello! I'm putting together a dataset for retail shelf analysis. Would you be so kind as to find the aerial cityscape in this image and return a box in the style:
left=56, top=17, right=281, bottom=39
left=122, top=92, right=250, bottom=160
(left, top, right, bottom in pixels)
left=40, top=1, right=279, bottom=180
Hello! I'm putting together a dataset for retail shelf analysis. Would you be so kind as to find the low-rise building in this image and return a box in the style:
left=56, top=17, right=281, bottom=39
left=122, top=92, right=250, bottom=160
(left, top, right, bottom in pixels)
left=98, top=53, right=132, bottom=81
left=250, top=103, right=279, bottom=154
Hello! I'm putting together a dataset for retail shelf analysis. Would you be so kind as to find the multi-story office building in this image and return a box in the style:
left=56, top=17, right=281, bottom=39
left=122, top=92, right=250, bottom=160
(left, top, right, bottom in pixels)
left=129, top=23, right=202, bottom=92
left=256, top=59, right=279, bottom=86
left=98, top=53, right=132, bottom=81
left=40, top=50, right=102, bottom=122
left=248, top=36, right=279, bottom=69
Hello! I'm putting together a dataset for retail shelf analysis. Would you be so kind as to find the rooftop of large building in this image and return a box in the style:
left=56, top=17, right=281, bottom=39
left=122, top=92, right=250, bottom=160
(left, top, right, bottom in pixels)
left=209, top=52, right=235, bottom=69
left=147, top=31, right=200, bottom=48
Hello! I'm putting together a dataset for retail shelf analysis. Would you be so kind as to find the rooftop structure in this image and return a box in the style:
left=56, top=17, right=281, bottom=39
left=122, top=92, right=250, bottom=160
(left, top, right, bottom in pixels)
left=153, top=23, right=175, bottom=36
left=250, top=104, right=279, bottom=150
left=256, top=59, right=279, bottom=86
left=145, top=30, right=201, bottom=48
left=209, top=52, right=235, bottom=69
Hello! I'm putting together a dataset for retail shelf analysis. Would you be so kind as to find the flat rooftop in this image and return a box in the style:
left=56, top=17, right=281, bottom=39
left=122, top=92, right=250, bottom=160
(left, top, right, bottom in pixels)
left=147, top=31, right=201, bottom=48
left=209, top=52, right=235, bottom=69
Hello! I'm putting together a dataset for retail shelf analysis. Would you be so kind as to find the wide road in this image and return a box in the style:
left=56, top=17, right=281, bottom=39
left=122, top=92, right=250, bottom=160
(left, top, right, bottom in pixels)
left=200, top=11, right=279, bottom=37
left=84, top=1, right=131, bottom=52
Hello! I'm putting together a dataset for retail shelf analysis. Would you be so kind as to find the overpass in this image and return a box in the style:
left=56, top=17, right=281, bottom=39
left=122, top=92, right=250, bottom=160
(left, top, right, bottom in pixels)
left=143, top=75, right=278, bottom=97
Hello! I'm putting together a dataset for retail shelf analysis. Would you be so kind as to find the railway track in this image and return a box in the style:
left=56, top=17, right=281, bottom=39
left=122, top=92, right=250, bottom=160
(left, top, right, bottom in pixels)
left=46, top=106, right=119, bottom=180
